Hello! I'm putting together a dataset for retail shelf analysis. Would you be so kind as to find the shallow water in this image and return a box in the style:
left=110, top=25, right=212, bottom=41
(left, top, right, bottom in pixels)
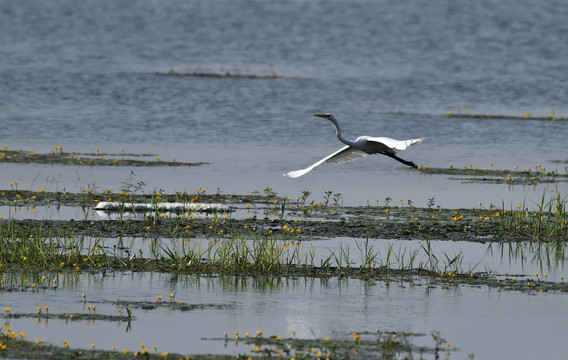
left=2, top=272, right=567, bottom=359
left=2, top=0, right=568, bottom=358
left=1, top=0, right=568, bottom=208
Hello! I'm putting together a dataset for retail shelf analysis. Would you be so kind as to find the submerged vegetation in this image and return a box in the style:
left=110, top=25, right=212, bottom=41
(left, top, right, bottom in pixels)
left=152, top=69, right=286, bottom=80
left=1, top=185, right=567, bottom=284
left=417, top=163, right=568, bottom=184
left=0, top=146, right=206, bottom=167
left=3, top=146, right=566, bottom=185
left=0, top=321, right=452, bottom=360
left=2, top=184, right=566, bottom=243
left=367, top=107, right=567, bottom=122
left=1, top=146, right=567, bottom=358
left=148, top=64, right=302, bottom=80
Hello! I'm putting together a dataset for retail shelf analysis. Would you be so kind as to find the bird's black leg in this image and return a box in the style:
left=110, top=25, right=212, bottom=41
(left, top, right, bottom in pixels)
left=384, top=153, right=418, bottom=169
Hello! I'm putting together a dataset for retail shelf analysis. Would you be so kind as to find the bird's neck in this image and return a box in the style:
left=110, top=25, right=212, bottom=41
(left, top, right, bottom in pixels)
left=329, top=116, right=357, bottom=147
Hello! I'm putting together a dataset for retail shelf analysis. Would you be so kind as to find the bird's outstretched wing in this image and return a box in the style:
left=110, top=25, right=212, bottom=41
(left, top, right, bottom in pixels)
left=284, top=146, right=368, bottom=178
left=365, top=136, right=426, bottom=153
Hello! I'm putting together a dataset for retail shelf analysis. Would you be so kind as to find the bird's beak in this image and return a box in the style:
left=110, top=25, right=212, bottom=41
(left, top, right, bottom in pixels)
left=313, top=114, right=327, bottom=118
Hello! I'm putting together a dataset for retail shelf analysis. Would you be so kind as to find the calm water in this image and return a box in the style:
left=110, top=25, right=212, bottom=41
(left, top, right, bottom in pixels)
left=2, top=272, right=568, bottom=359
left=1, top=0, right=568, bottom=208
left=1, top=0, right=568, bottom=358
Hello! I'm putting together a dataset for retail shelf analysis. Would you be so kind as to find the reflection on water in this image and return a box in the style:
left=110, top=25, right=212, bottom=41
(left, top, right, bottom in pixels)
left=487, top=241, right=567, bottom=278
left=72, top=236, right=568, bottom=282
left=1, top=271, right=567, bottom=359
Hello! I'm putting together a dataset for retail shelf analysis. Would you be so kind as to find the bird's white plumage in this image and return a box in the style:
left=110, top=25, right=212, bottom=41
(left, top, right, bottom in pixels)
left=362, top=136, right=425, bottom=152
left=284, top=146, right=368, bottom=178
left=284, top=113, right=425, bottom=178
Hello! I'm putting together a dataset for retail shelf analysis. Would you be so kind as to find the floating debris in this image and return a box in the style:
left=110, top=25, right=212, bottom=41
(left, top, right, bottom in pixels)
left=94, top=201, right=232, bottom=213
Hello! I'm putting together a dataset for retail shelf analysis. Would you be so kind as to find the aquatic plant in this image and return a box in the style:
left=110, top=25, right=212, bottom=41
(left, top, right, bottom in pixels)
left=0, top=148, right=206, bottom=167
left=149, top=63, right=298, bottom=80
left=217, top=328, right=452, bottom=360
left=0, top=320, right=454, bottom=360
left=418, top=163, right=568, bottom=185
left=491, top=191, right=568, bottom=242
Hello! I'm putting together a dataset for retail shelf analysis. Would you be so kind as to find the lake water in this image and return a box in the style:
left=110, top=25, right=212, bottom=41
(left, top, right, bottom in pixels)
left=2, top=270, right=568, bottom=360
left=1, top=0, right=567, bottom=208
left=1, top=0, right=568, bottom=359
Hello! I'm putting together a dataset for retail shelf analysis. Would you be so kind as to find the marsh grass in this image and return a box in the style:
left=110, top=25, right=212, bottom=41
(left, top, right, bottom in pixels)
left=1, top=187, right=568, bottom=288
left=0, top=220, right=484, bottom=277
left=0, top=221, right=79, bottom=268
left=492, top=191, right=568, bottom=242
left=2, top=186, right=567, bottom=241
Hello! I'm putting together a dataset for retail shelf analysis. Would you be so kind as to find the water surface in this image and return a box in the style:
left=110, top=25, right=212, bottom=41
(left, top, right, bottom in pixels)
left=2, top=1, right=568, bottom=359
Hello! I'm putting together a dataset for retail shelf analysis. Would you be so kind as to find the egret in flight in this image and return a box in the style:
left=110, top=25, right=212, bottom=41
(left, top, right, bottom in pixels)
left=284, top=113, right=425, bottom=178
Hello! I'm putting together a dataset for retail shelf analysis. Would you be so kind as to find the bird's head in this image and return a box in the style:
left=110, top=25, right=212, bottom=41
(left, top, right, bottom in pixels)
left=313, top=113, right=333, bottom=120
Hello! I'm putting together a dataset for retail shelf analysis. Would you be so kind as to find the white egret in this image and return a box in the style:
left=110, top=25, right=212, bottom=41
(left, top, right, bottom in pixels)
left=284, top=113, right=425, bottom=178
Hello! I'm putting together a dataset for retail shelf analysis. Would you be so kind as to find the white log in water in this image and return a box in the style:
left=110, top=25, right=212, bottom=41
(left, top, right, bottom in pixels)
left=94, top=201, right=231, bottom=213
